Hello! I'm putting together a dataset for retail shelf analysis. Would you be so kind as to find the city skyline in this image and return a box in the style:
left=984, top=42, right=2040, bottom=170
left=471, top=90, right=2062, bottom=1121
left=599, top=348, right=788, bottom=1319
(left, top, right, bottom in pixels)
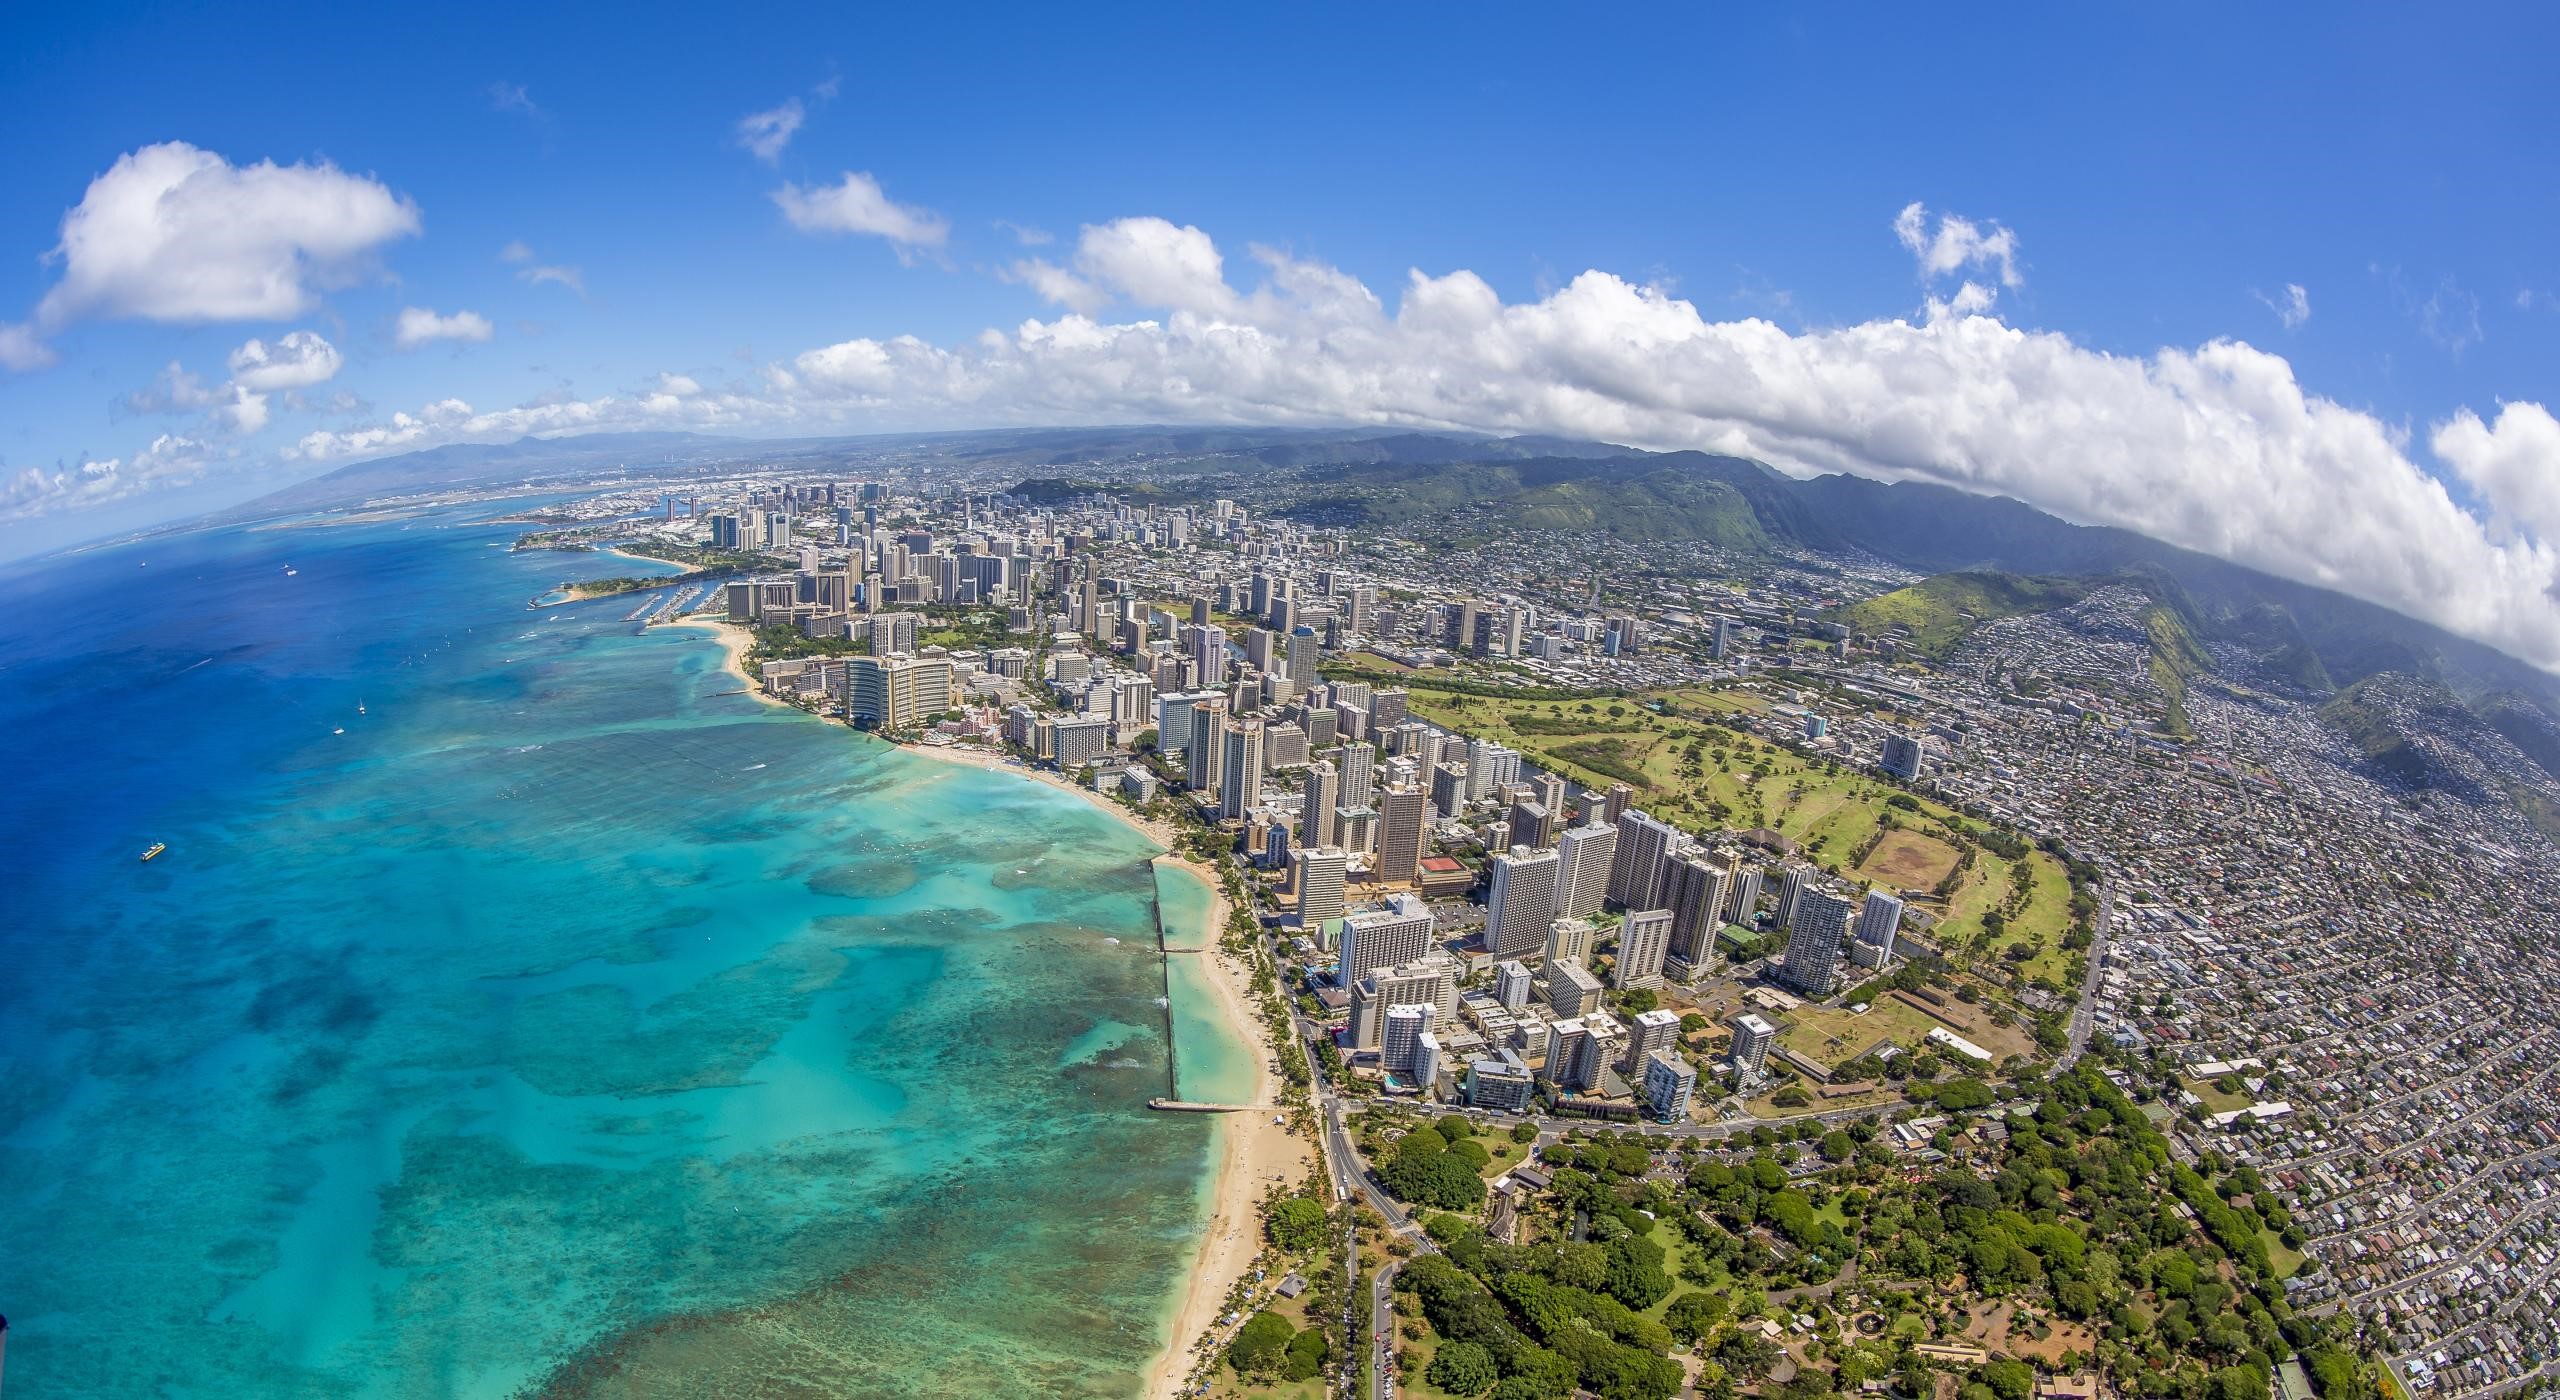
left=5, top=6, right=2560, bottom=673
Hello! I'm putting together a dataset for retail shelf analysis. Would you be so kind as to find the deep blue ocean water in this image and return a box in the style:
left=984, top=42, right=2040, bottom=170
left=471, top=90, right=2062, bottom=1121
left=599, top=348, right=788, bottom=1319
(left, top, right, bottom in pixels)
left=0, top=502, right=1249, bottom=1397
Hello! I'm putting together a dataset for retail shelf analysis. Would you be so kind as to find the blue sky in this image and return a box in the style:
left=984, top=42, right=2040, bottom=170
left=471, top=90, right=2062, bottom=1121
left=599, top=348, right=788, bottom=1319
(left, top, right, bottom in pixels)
left=5, top=4, right=2560, bottom=664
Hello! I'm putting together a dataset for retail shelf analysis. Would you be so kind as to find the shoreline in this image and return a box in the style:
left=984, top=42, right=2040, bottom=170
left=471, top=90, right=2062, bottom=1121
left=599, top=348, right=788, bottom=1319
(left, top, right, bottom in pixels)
left=663, top=616, right=795, bottom=710
left=895, top=741, right=1312, bottom=1397
left=663, top=624, right=1309, bottom=1396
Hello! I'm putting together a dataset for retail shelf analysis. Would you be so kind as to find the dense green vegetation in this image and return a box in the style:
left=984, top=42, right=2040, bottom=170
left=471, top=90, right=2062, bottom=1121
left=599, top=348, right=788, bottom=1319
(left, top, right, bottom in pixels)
left=1827, top=572, right=2096, bottom=659
left=1384, top=1061, right=2374, bottom=1400
left=744, top=623, right=864, bottom=665
left=1377, top=1125, right=1491, bottom=1211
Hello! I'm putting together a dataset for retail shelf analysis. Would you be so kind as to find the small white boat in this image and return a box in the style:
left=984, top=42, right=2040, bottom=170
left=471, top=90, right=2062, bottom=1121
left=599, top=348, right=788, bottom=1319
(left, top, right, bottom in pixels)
left=284, top=566, right=299, bottom=576
left=332, top=726, right=345, bottom=735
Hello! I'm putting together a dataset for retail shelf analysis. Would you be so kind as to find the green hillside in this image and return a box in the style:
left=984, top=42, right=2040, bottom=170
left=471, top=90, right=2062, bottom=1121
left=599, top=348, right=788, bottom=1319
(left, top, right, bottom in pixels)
left=1826, top=572, right=2095, bottom=657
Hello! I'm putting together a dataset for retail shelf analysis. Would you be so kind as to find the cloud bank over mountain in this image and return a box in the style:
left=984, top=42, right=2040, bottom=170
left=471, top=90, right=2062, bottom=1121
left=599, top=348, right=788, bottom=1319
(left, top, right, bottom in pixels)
left=272, top=213, right=2560, bottom=672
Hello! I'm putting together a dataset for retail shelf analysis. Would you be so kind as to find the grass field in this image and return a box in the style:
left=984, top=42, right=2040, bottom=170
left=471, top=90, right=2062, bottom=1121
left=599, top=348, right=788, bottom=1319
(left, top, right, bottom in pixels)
left=1780, top=996, right=1943, bottom=1066
left=1855, top=829, right=1963, bottom=890
left=2181, top=1074, right=2254, bottom=1115
left=1777, top=986, right=2037, bottom=1073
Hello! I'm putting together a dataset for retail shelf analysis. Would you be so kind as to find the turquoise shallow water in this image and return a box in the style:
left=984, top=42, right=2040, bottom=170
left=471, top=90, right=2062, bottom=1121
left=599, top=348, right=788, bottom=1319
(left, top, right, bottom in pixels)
left=0, top=505, right=1248, bottom=1398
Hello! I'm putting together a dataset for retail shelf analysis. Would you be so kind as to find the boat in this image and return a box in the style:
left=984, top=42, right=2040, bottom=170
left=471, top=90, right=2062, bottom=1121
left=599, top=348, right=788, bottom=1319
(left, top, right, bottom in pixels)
left=332, top=726, right=345, bottom=735
left=284, top=566, right=299, bottom=576
left=357, top=701, right=367, bottom=715
left=140, top=843, right=165, bottom=861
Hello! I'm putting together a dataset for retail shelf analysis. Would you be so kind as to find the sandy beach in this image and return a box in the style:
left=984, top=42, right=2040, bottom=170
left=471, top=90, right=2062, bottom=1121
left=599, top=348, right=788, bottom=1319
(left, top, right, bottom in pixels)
left=1140, top=943, right=1313, bottom=1400
left=887, top=739, right=1313, bottom=1395
left=656, top=621, right=1312, bottom=1394
left=664, top=616, right=794, bottom=710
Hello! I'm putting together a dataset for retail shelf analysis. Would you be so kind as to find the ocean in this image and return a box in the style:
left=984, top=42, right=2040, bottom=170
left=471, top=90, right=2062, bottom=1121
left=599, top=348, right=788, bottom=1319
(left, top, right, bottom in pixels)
left=0, top=501, right=1251, bottom=1397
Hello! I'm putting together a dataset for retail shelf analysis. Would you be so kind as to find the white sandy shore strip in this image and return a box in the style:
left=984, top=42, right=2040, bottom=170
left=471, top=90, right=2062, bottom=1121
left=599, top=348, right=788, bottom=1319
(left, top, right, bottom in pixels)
left=660, top=619, right=1312, bottom=1393
left=869, top=745, right=1314, bottom=1395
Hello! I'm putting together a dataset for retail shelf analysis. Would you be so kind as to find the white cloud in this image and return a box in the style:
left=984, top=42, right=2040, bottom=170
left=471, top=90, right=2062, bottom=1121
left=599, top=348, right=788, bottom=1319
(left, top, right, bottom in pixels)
left=772, top=172, right=948, bottom=252
left=736, top=99, right=805, bottom=164
left=520, top=264, right=583, bottom=294
left=2256, top=282, right=2311, bottom=330
left=995, top=219, right=1054, bottom=247
left=1, top=321, right=55, bottom=372
left=395, top=306, right=495, bottom=348
left=2419, top=276, right=2482, bottom=354
left=1003, top=258, right=1106, bottom=314
left=1894, top=202, right=2022, bottom=289
left=123, top=360, right=218, bottom=414
left=488, top=82, right=544, bottom=118
left=2436, top=403, right=2560, bottom=544
left=226, top=330, right=342, bottom=391
left=26, top=142, right=419, bottom=337
left=1006, top=218, right=1240, bottom=317
left=183, top=215, right=2560, bottom=673
left=214, top=384, right=270, bottom=435
left=2, top=433, right=214, bottom=517
left=499, top=240, right=535, bottom=264
left=656, top=372, right=702, bottom=396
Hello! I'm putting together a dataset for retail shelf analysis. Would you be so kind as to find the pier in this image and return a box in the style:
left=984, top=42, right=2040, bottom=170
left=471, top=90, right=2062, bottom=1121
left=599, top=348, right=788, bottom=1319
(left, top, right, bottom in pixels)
left=1147, top=1098, right=1277, bottom=1114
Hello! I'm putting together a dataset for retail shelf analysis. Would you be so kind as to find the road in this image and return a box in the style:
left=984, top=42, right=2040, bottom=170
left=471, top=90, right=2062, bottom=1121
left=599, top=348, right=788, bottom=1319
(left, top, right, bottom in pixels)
left=2059, top=875, right=2114, bottom=1068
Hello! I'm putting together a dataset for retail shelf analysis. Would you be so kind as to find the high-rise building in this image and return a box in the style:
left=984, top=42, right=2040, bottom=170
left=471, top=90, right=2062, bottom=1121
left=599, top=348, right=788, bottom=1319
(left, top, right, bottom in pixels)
left=1545, top=957, right=1603, bottom=1020
left=1642, top=1048, right=1697, bottom=1121
left=1544, top=1017, right=1593, bottom=1091
left=1286, top=627, right=1322, bottom=689
left=1505, top=798, right=1554, bottom=850
left=1543, top=916, right=1595, bottom=967
left=1493, top=959, right=1533, bottom=1011
left=1613, top=908, right=1674, bottom=989
left=1601, top=782, right=1634, bottom=825
left=1185, top=697, right=1228, bottom=793
left=1369, top=688, right=1409, bottom=731
left=1376, top=785, right=1429, bottom=886
left=1382, top=1003, right=1436, bottom=1083
left=1412, top=1031, right=1443, bottom=1096
left=1545, top=1010, right=1623, bottom=1094
left=1881, top=732, right=1927, bottom=782
left=1339, top=741, right=1377, bottom=807
left=1729, top=1013, right=1778, bottom=1080
left=1484, top=845, right=1562, bottom=958
left=1340, top=893, right=1435, bottom=989
left=1051, top=715, right=1112, bottom=771
left=843, top=654, right=953, bottom=728
left=1466, top=1050, right=1535, bottom=1113
left=1726, top=861, right=1765, bottom=927
left=1465, top=738, right=1521, bottom=801
left=1623, top=1007, right=1683, bottom=1078
left=1428, top=762, right=1468, bottom=820
left=1185, top=623, right=1230, bottom=688
left=1295, top=846, right=1349, bottom=923
left=1301, top=759, right=1340, bottom=850
left=1606, top=810, right=1681, bottom=909
left=1219, top=719, right=1265, bottom=822
left=1555, top=821, right=1618, bottom=919
left=1775, top=862, right=1815, bottom=932
left=1660, top=852, right=1732, bottom=969
left=1859, top=890, right=1905, bottom=955
left=1778, top=887, right=1855, bottom=996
